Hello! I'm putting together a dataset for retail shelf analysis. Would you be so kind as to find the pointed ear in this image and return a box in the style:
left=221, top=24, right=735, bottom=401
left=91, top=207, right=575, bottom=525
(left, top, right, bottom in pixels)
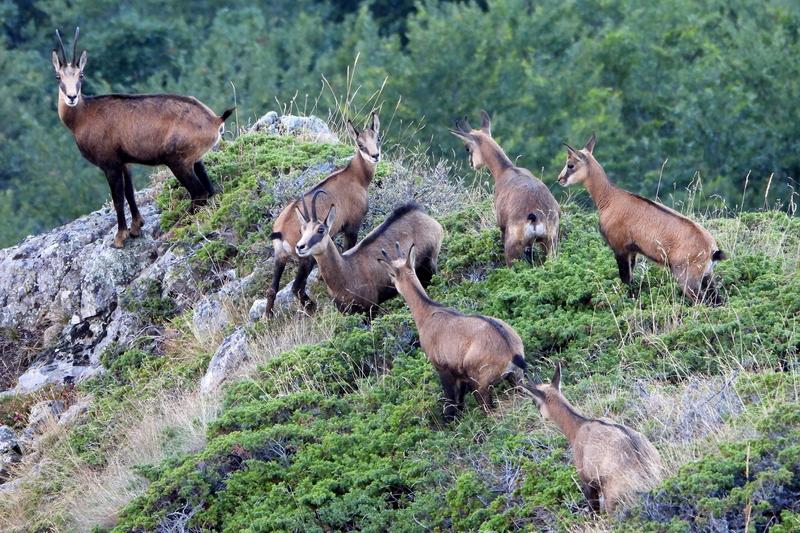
left=346, top=120, right=359, bottom=142
left=324, top=205, right=336, bottom=227
left=564, top=143, right=579, bottom=157
left=449, top=129, right=473, bottom=143
left=78, top=50, right=87, bottom=71
left=51, top=49, right=61, bottom=71
left=583, top=133, right=596, bottom=154
left=551, top=362, right=561, bottom=390
left=480, top=109, right=491, bottom=136
left=406, top=243, right=417, bottom=267
left=370, top=112, right=380, bottom=133
left=294, top=206, right=307, bottom=225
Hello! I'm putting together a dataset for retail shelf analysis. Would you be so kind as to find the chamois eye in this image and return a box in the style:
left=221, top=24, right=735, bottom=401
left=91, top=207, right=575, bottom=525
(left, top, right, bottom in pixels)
left=317, top=227, right=324, bottom=234
left=79, top=73, right=84, bottom=79
left=465, top=146, right=471, bottom=153
left=55, top=75, right=61, bottom=81
left=567, top=163, right=575, bottom=169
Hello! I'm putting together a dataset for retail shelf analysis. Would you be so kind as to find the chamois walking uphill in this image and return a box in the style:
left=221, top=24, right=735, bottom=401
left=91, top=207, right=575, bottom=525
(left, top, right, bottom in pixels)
left=50, top=28, right=234, bottom=248
left=558, top=134, right=726, bottom=305
left=450, top=110, right=559, bottom=265
left=528, top=364, right=663, bottom=513
left=266, top=112, right=381, bottom=316
left=296, top=198, right=442, bottom=315
left=378, top=244, right=529, bottom=421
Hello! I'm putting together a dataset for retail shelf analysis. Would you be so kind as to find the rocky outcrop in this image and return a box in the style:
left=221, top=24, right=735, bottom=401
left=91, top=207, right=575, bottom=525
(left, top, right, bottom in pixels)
left=249, top=111, right=337, bottom=143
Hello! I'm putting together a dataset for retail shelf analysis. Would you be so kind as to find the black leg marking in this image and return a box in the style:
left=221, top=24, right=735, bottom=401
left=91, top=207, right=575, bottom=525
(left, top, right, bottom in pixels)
left=293, top=257, right=316, bottom=312
left=615, top=253, right=632, bottom=284
left=265, top=257, right=287, bottom=317
left=439, top=371, right=460, bottom=422
left=194, top=161, right=216, bottom=196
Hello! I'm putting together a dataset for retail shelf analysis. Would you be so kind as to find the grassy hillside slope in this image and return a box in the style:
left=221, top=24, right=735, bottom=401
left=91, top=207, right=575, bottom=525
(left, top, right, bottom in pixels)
left=1, top=128, right=798, bottom=532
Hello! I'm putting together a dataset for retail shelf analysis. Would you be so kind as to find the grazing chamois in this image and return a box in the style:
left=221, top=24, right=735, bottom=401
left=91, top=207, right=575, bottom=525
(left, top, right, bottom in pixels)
left=378, top=244, right=528, bottom=421
left=558, top=134, right=726, bottom=305
left=51, top=28, right=234, bottom=248
left=295, top=199, right=442, bottom=314
left=528, top=364, right=663, bottom=513
left=266, top=113, right=381, bottom=316
left=449, top=110, right=560, bottom=265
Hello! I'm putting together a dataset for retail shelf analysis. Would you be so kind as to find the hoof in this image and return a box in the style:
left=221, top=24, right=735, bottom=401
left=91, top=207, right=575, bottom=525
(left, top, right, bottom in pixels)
left=111, top=229, right=129, bottom=249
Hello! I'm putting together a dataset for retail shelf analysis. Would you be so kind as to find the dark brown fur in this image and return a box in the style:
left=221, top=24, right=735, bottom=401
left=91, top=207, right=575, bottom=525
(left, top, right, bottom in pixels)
left=51, top=28, right=233, bottom=248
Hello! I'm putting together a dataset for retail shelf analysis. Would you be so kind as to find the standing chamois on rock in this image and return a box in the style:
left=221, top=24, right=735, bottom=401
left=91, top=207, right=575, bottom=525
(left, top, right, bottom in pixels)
left=50, top=28, right=234, bottom=248
left=528, top=364, right=663, bottom=513
left=378, top=244, right=529, bottom=421
left=450, top=110, right=560, bottom=265
left=296, top=197, right=442, bottom=315
left=266, top=112, right=381, bottom=316
left=558, top=134, right=726, bottom=305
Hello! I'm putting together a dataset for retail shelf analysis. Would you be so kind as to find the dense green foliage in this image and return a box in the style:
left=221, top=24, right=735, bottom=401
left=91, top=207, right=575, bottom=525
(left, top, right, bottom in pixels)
left=70, top=133, right=794, bottom=532
left=1, top=0, right=798, bottom=247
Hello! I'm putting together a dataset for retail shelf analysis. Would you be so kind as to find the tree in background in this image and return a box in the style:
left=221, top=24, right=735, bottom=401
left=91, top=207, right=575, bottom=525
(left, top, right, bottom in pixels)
left=0, top=0, right=797, bottom=247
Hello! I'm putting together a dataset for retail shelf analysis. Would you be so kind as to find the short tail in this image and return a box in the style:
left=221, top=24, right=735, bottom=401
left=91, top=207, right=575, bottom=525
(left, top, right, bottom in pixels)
left=220, top=107, right=236, bottom=122
left=512, top=354, right=527, bottom=371
left=712, top=250, right=727, bottom=262
left=270, top=231, right=282, bottom=240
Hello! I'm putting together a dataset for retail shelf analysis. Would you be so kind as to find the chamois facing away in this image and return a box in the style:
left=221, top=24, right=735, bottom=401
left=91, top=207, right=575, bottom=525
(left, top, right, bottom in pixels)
left=449, top=110, right=560, bottom=265
left=51, top=28, right=234, bottom=248
left=528, top=364, right=663, bottom=513
left=266, top=112, right=381, bottom=317
left=558, top=134, right=726, bottom=305
left=295, top=199, right=442, bottom=315
left=378, top=244, right=528, bottom=421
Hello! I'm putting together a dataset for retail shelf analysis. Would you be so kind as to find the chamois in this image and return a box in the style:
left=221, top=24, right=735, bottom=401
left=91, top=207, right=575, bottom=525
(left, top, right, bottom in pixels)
left=295, top=199, right=442, bottom=314
left=449, top=110, right=560, bottom=265
left=51, top=28, right=234, bottom=248
left=266, top=112, right=381, bottom=316
left=378, top=244, right=528, bottom=421
left=558, top=134, right=726, bottom=305
left=529, top=364, right=663, bottom=513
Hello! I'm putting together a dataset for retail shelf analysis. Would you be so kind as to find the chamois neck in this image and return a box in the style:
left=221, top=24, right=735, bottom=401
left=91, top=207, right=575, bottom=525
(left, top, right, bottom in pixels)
left=396, top=275, right=438, bottom=325
left=547, top=395, right=589, bottom=445
left=480, top=139, right=514, bottom=181
left=312, top=239, right=347, bottom=292
left=583, top=158, right=615, bottom=212
left=57, top=94, right=84, bottom=130
left=351, top=150, right=377, bottom=187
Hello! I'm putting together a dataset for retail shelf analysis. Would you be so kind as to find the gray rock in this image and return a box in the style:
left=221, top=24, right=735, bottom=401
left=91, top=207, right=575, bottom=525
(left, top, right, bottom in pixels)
left=249, top=299, right=269, bottom=321
left=274, top=268, right=319, bottom=311
left=27, top=400, right=65, bottom=433
left=200, top=328, right=249, bottom=393
left=192, top=296, right=233, bottom=343
left=249, top=112, right=337, bottom=143
left=0, top=425, right=21, bottom=482
left=57, top=401, right=90, bottom=428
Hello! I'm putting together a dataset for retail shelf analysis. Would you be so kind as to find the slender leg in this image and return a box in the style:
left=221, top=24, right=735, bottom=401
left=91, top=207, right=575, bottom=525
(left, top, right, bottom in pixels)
left=629, top=252, right=637, bottom=273
left=265, top=256, right=287, bottom=317
left=122, top=166, right=145, bottom=237
left=581, top=482, right=601, bottom=513
left=193, top=161, right=216, bottom=197
left=416, top=256, right=436, bottom=288
left=104, top=166, right=128, bottom=248
left=292, top=257, right=316, bottom=313
left=168, top=163, right=208, bottom=207
left=439, top=371, right=460, bottom=422
left=474, top=384, right=494, bottom=413
left=457, top=381, right=469, bottom=411
left=615, top=253, right=632, bottom=284
left=342, top=224, right=359, bottom=251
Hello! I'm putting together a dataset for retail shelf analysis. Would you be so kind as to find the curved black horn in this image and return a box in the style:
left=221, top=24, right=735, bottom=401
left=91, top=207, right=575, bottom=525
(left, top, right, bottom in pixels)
left=381, top=249, right=391, bottom=261
left=72, top=27, right=80, bottom=64
left=395, top=241, right=403, bottom=257
left=299, top=195, right=310, bottom=219
left=55, top=29, right=67, bottom=64
left=311, top=189, right=329, bottom=221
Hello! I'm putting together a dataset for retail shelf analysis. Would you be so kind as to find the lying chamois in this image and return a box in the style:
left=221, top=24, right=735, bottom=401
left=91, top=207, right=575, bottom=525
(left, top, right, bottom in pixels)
left=266, top=113, right=381, bottom=316
left=295, top=199, right=442, bottom=314
left=51, top=28, right=234, bottom=248
left=450, top=110, right=560, bottom=265
left=529, top=364, right=663, bottom=513
left=558, top=134, right=726, bottom=304
left=378, top=244, right=528, bottom=421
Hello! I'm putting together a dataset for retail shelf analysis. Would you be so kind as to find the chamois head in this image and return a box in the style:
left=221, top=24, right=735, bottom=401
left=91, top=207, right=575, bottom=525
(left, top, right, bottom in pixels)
left=51, top=27, right=87, bottom=108
left=528, top=363, right=565, bottom=422
left=377, top=242, right=417, bottom=284
left=346, top=112, right=381, bottom=164
left=448, top=110, right=493, bottom=170
left=557, top=134, right=597, bottom=186
left=295, top=190, right=335, bottom=258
